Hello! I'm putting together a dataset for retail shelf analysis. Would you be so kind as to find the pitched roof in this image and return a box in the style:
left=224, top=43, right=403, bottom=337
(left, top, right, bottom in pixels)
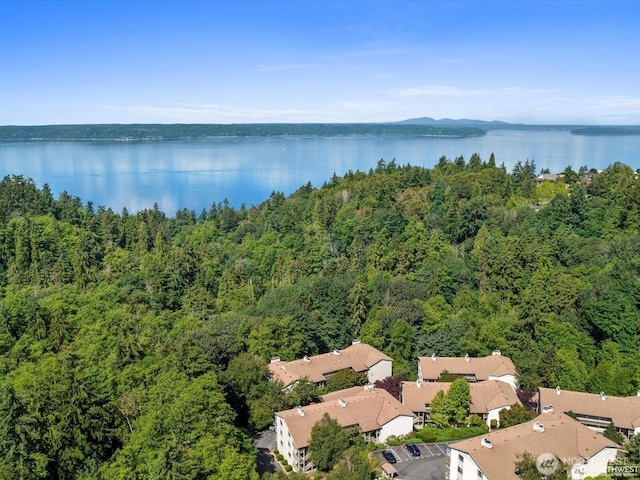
left=419, top=354, right=516, bottom=381
left=269, top=342, right=391, bottom=386
left=452, top=413, right=622, bottom=479
left=536, top=173, right=560, bottom=182
left=276, top=387, right=414, bottom=448
left=539, top=387, right=640, bottom=430
left=401, top=380, right=521, bottom=414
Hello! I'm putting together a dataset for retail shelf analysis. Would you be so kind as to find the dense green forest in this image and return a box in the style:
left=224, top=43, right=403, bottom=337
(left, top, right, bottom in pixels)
left=0, top=154, right=639, bottom=479
left=0, top=123, right=485, bottom=141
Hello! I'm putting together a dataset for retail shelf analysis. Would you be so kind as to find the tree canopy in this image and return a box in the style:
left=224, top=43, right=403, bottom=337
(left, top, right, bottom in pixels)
left=1, top=155, right=639, bottom=476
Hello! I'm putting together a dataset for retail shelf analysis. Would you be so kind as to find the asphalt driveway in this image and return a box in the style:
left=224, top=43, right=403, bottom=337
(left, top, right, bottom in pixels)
left=253, top=429, right=281, bottom=476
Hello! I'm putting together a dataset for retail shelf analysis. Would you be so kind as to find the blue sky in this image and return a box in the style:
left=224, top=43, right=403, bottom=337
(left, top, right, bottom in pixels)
left=1, top=0, right=639, bottom=125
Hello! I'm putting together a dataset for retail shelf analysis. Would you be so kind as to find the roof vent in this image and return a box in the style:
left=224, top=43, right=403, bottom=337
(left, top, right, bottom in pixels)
left=600, top=391, right=606, bottom=400
left=416, top=378, right=423, bottom=388
left=334, top=349, right=341, bottom=355
left=533, top=422, right=545, bottom=432
left=492, top=350, right=501, bottom=356
left=270, top=356, right=281, bottom=363
left=296, top=406, right=305, bottom=416
left=432, top=353, right=436, bottom=361
left=352, top=339, right=361, bottom=345
left=338, top=397, right=347, bottom=407
left=303, top=355, right=311, bottom=363
left=542, top=404, right=554, bottom=414
left=556, top=386, right=561, bottom=395
left=481, top=437, right=492, bottom=449
left=465, top=353, right=470, bottom=362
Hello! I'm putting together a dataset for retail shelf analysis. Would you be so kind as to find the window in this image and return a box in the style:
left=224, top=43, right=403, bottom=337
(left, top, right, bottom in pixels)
left=459, top=454, right=464, bottom=464
left=478, top=470, right=484, bottom=479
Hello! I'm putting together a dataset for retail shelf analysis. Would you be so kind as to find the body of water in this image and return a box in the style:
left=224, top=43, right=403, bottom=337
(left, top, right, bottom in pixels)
left=0, top=130, right=638, bottom=214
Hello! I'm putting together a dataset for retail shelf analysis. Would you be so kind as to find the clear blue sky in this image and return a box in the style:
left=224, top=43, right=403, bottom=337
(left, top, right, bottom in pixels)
left=1, top=0, right=639, bottom=125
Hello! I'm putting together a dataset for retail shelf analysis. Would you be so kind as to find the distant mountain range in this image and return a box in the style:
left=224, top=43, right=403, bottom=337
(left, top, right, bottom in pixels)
left=394, top=117, right=517, bottom=129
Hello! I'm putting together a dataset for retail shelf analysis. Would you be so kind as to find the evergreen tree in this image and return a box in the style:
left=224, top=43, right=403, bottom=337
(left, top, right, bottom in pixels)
left=308, top=413, right=350, bottom=472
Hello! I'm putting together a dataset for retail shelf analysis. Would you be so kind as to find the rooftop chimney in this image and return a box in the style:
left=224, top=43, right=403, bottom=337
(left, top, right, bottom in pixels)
left=556, top=386, right=561, bottom=395
left=542, top=404, right=554, bottom=414
left=338, top=397, right=347, bottom=407
left=431, top=353, right=436, bottom=361
left=303, top=355, right=311, bottom=363
left=600, top=392, right=606, bottom=401
left=271, top=356, right=281, bottom=363
left=352, top=339, right=361, bottom=345
left=333, top=349, right=341, bottom=355
left=364, top=383, right=373, bottom=390
left=296, top=406, right=305, bottom=417
left=492, top=350, right=501, bottom=356
left=465, top=353, right=470, bottom=362
left=481, top=438, right=493, bottom=449
left=637, top=390, right=640, bottom=397
left=416, top=378, right=423, bottom=388
left=533, top=422, right=545, bottom=433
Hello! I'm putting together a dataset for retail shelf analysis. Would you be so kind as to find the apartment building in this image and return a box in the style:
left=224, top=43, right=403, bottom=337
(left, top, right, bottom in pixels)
left=275, top=386, right=414, bottom=472
left=418, top=351, right=517, bottom=390
left=448, top=413, right=622, bottom=480
left=401, top=379, right=521, bottom=428
left=269, top=340, right=392, bottom=387
left=538, top=386, right=640, bottom=439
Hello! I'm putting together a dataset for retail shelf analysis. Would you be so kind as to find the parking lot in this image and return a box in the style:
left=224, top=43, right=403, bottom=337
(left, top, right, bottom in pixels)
left=375, top=442, right=450, bottom=480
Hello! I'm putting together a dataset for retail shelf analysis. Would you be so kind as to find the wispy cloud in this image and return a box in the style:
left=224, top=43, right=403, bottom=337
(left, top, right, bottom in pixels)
left=390, top=84, right=558, bottom=98
left=253, top=45, right=407, bottom=73
left=253, top=63, right=323, bottom=72
left=439, top=58, right=468, bottom=64
left=101, top=103, right=314, bottom=122
left=325, top=46, right=407, bottom=61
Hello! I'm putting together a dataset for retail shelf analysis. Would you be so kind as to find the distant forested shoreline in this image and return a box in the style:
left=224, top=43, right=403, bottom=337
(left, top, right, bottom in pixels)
left=0, top=123, right=486, bottom=141
left=571, top=126, right=640, bottom=136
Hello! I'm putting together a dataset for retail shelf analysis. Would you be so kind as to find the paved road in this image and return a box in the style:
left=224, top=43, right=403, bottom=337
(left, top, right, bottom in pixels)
left=376, top=442, right=450, bottom=480
left=253, top=430, right=281, bottom=476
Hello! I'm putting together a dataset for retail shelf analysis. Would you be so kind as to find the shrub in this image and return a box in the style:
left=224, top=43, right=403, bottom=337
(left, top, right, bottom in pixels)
left=374, top=443, right=386, bottom=450
left=281, top=458, right=288, bottom=466
left=417, top=429, right=438, bottom=443
left=276, top=453, right=284, bottom=461
left=467, top=414, right=485, bottom=428
left=490, top=419, right=498, bottom=430
left=285, top=465, right=292, bottom=472
left=273, top=449, right=279, bottom=455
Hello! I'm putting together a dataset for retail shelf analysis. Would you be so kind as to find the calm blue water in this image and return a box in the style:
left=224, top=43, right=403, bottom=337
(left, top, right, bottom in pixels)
left=0, top=130, right=638, bottom=214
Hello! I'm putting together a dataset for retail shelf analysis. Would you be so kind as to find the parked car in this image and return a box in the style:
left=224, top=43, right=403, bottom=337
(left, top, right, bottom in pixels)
left=406, top=443, right=421, bottom=457
left=382, top=450, right=397, bottom=464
